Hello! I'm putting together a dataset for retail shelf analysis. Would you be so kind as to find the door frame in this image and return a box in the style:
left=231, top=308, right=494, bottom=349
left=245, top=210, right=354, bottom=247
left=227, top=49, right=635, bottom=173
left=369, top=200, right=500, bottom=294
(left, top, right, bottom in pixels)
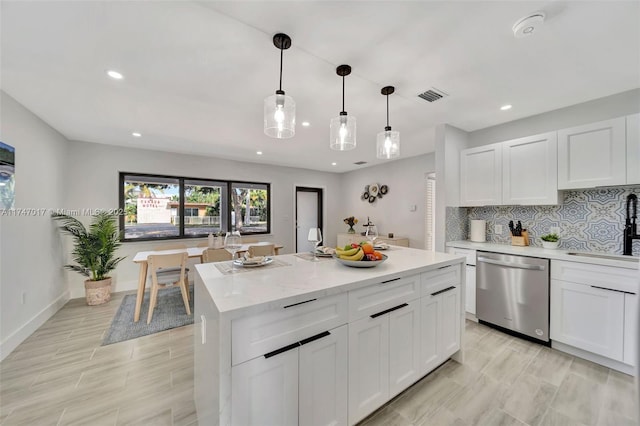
left=295, top=186, right=324, bottom=252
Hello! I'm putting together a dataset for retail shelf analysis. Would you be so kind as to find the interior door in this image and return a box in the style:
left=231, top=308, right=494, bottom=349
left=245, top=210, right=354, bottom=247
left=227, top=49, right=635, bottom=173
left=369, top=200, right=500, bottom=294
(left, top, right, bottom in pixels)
left=296, top=187, right=323, bottom=252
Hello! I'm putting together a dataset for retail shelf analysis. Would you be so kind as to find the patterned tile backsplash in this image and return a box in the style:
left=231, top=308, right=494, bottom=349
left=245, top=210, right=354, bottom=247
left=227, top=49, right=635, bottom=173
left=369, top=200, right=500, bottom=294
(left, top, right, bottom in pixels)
left=446, top=186, right=640, bottom=256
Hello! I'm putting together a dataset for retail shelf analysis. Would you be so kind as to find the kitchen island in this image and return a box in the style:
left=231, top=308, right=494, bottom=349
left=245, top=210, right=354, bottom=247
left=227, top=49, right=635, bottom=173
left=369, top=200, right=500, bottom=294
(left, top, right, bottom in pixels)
left=194, top=247, right=465, bottom=426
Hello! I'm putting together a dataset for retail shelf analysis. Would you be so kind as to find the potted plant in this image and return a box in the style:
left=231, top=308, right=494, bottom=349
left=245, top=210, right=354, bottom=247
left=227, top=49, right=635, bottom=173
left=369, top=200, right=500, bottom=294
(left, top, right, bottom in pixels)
left=53, top=211, right=126, bottom=305
left=541, top=233, right=560, bottom=249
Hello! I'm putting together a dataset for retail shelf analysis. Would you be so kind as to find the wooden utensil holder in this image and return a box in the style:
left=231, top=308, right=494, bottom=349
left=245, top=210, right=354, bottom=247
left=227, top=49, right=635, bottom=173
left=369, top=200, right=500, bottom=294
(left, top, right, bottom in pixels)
left=511, top=230, right=529, bottom=246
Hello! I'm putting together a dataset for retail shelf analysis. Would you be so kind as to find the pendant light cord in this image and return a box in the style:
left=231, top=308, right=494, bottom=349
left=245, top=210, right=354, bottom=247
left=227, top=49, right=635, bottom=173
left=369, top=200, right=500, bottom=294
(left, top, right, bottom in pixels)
left=279, top=48, right=284, bottom=92
left=342, top=75, right=345, bottom=113
left=386, top=94, right=389, bottom=127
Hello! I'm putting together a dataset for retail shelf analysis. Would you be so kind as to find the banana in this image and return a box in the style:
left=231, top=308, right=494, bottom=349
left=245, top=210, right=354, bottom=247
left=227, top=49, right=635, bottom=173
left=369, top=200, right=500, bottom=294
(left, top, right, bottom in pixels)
left=340, top=248, right=364, bottom=261
left=336, top=246, right=359, bottom=256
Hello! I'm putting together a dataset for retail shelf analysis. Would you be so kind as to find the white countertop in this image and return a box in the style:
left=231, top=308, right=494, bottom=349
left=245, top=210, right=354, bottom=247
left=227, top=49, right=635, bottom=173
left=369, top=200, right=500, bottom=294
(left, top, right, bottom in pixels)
left=195, top=247, right=464, bottom=318
left=446, top=240, right=640, bottom=270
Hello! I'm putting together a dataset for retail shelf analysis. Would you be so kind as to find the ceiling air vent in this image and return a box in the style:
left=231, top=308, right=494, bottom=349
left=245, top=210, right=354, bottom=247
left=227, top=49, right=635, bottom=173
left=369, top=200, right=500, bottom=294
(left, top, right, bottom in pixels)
left=353, top=161, right=367, bottom=165
left=418, top=87, right=448, bottom=103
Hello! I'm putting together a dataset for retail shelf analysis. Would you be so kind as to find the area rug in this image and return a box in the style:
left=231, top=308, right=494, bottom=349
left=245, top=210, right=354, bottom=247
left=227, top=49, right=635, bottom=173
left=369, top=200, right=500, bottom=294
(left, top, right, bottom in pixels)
left=102, top=286, right=194, bottom=345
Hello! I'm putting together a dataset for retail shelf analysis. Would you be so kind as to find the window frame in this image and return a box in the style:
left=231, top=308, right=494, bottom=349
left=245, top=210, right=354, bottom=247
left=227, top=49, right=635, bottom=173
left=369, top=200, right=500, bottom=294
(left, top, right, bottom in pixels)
left=119, top=172, right=271, bottom=242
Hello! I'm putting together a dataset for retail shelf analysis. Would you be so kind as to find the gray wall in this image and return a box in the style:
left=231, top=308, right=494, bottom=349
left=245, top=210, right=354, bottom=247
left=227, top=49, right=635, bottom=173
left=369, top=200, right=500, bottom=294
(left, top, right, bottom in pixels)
left=0, top=91, right=69, bottom=360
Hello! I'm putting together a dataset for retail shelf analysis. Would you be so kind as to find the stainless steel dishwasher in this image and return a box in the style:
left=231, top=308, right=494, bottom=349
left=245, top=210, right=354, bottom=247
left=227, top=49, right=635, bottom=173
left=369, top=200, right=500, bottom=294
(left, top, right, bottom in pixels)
left=476, top=251, right=550, bottom=343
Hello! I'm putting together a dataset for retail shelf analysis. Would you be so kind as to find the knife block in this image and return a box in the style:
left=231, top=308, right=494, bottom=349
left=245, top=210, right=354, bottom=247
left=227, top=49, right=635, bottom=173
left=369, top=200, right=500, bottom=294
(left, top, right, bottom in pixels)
left=511, top=230, right=529, bottom=246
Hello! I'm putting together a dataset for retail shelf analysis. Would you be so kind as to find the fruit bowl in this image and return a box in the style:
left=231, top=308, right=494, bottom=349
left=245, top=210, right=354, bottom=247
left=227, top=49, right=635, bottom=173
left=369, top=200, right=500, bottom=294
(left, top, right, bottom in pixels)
left=333, top=254, right=388, bottom=268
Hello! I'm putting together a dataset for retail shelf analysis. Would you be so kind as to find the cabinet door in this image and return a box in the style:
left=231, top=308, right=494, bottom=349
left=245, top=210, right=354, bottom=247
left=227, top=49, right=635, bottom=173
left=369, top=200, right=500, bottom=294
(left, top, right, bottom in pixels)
left=388, top=299, right=421, bottom=397
left=623, top=293, right=638, bottom=366
left=439, top=286, right=461, bottom=360
left=550, top=279, right=624, bottom=360
left=627, top=113, right=640, bottom=185
left=299, top=325, right=348, bottom=426
left=348, top=315, right=389, bottom=425
left=460, top=143, right=502, bottom=206
left=503, top=132, right=559, bottom=205
left=231, top=348, right=299, bottom=426
left=465, top=265, right=476, bottom=315
left=557, top=117, right=626, bottom=189
left=420, top=294, right=440, bottom=375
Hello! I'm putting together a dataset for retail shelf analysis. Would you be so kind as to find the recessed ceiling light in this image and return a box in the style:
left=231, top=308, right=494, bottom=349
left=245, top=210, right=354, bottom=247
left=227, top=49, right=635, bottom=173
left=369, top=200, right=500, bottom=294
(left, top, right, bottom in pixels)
left=331, top=162, right=337, bottom=166
left=500, top=104, right=512, bottom=111
left=106, top=70, right=124, bottom=80
left=302, top=121, right=310, bottom=127
left=256, top=151, right=263, bottom=155
left=131, top=132, right=142, bottom=137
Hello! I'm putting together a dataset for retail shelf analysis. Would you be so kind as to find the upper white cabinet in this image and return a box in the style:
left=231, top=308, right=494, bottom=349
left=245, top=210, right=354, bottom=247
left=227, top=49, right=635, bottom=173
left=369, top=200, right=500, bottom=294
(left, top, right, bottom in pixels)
left=460, top=143, right=502, bottom=206
left=627, top=113, right=640, bottom=185
left=502, top=132, right=559, bottom=205
left=557, top=117, right=627, bottom=189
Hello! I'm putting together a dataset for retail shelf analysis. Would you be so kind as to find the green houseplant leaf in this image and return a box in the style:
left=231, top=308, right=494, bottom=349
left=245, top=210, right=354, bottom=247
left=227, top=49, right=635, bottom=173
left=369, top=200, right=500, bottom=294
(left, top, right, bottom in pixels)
left=52, top=211, right=126, bottom=281
left=540, top=233, right=559, bottom=242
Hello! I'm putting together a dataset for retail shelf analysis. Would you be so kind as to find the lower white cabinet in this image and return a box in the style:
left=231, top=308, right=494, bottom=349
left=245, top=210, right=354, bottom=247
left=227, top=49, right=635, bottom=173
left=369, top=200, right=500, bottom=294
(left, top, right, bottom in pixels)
left=420, top=285, right=461, bottom=373
left=232, top=325, right=348, bottom=426
left=624, top=293, right=638, bottom=365
left=550, top=279, right=625, bottom=361
left=446, top=247, right=476, bottom=315
left=348, top=299, right=421, bottom=424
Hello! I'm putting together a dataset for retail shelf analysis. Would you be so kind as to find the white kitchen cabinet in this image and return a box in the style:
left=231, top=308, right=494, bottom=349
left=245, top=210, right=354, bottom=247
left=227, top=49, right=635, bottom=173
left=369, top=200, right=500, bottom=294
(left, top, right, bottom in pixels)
left=440, top=286, right=461, bottom=356
left=550, top=279, right=625, bottom=361
left=502, top=132, right=559, bottom=205
left=348, top=314, right=390, bottom=424
left=446, top=247, right=476, bottom=315
left=232, top=325, right=348, bottom=426
left=232, top=347, right=299, bottom=426
left=627, top=113, right=640, bottom=185
left=388, top=299, right=422, bottom=397
left=460, top=143, right=502, bottom=206
left=623, top=293, right=638, bottom=366
left=419, top=295, right=440, bottom=374
left=299, top=325, right=348, bottom=426
left=557, top=117, right=627, bottom=189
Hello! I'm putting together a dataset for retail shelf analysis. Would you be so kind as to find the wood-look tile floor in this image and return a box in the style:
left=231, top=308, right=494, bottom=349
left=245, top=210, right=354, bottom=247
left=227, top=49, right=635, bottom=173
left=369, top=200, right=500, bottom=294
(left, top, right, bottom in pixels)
left=1, top=295, right=637, bottom=426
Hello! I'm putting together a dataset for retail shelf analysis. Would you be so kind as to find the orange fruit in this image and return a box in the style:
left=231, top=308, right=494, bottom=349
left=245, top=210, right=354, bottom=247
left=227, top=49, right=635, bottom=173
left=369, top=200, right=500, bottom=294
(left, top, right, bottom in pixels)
left=373, top=251, right=383, bottom=260
left=361, top=243, right=374, bottom=255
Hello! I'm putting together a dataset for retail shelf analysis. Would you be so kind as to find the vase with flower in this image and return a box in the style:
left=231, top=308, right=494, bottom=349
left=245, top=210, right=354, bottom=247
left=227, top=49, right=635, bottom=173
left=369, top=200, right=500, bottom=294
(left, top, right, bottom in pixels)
left=344, top=216, right=358, bottom=234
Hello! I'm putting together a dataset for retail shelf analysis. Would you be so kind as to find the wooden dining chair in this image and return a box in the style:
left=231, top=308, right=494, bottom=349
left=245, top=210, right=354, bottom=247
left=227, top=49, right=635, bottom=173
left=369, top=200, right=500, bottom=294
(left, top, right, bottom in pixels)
left=248, top=244, right=275, bottom=257
left=146, top=252, right=191, bottom=324
left=242, top=237, right=259, bottom=244
left=202, top=248, right=233, bottom=263
left=197, top=241, right=210, bottom=247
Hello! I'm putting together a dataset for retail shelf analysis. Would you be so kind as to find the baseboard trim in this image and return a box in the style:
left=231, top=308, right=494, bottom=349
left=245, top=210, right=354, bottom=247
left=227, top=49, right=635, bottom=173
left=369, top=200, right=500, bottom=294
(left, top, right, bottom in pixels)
left=552, top=340, right=636, bottom=376
left=0, top=290, right=71, bottom=361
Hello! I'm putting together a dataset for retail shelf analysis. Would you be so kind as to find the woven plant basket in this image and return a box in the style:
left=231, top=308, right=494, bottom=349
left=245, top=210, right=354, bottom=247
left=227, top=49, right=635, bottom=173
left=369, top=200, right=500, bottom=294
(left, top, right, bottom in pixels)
left=84, top=278, right=112, bottom=305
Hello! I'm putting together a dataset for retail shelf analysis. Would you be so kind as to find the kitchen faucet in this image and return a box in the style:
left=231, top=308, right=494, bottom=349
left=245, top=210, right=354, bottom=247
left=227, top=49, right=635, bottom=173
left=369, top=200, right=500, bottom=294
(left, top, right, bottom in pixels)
left=623, top=193, right=639, bottom=255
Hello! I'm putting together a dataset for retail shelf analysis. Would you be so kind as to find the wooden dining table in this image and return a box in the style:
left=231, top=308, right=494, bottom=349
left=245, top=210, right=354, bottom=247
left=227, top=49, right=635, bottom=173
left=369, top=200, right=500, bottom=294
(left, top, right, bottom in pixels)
left=132, top=243, right=283, bottom=322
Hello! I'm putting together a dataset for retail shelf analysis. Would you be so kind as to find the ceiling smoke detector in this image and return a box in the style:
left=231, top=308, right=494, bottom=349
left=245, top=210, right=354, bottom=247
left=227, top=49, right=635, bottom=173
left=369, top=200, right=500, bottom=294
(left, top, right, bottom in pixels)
left=512, top=11, right=545, bottom=38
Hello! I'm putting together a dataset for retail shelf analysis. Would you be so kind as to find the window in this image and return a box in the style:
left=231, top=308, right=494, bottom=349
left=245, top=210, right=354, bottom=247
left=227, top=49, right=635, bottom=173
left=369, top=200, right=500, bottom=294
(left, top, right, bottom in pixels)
left=120, top=173, right=270, bottom=241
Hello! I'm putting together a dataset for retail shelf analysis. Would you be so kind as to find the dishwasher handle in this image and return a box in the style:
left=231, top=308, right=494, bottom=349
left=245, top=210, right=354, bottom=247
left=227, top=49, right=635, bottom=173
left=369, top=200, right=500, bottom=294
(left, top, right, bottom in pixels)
left=477, top=256, right=546, bottom=271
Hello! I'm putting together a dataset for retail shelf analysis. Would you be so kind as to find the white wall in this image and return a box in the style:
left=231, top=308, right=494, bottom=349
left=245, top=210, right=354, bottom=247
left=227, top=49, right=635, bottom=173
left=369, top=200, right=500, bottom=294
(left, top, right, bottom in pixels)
left=434, top=124, right=469, bottom=251
left=468, top=88, right=640, bottom=147
left=64, top=140, right=343, bottom=297
left=340, top=154, right=435, bottom=249
left=0, top=92, right=69, bottom=360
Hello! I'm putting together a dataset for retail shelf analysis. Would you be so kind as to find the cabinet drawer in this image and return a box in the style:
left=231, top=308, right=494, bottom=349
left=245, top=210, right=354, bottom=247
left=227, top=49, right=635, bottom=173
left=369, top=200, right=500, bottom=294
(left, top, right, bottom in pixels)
left=551, top=260, right=638, bottom=294
left=232, top=293, right=348, bottom=365
left=447, top=247, right=476, bottom=266
left=348, top=274, right=420, bottom=322
left=421, top=264, right=462, bottom=296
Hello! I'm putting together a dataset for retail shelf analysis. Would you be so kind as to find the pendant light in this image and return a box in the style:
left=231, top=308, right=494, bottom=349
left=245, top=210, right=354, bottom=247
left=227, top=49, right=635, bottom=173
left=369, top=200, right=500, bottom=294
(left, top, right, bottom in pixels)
left=264, top=33, right=295, bottom=139
left=376, top=86, right=400, bottom=159
left=330, top=65, right=356, bottom=151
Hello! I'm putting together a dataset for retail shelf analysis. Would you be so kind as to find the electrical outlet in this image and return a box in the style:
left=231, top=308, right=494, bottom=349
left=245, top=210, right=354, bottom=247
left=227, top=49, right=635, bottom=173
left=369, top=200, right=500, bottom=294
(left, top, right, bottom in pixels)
left=550, top=226, right=560, bottom=234
left=494, top=224, right=503, bottom=234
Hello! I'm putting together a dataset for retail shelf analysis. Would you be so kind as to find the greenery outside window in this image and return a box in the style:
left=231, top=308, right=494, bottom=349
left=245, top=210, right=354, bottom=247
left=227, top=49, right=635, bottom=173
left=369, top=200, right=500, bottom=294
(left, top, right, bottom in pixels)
left=120, top=173, right=270, bottom=241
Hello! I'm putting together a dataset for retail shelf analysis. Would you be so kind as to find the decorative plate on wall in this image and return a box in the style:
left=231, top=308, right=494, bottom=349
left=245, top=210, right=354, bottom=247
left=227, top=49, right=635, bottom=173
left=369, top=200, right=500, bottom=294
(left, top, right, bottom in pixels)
left=361, top=183, right=388, bottom=203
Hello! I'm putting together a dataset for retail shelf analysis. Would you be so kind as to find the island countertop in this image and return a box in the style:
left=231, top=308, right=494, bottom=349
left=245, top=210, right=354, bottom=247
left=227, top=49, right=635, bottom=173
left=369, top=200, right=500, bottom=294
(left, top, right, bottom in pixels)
left=194, top=246, right=464, bottom=319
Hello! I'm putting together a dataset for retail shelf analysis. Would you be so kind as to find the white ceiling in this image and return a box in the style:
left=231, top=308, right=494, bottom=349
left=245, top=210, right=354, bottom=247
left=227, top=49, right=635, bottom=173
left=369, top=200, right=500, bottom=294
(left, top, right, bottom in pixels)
left=1, top=1, right=639, bottom=173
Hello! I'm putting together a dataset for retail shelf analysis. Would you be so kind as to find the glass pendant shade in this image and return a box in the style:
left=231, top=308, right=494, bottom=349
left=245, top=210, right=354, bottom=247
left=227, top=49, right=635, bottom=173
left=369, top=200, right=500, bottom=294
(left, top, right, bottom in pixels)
left=264, top=92, right=295, bottom=139
left=330, top=114, right=356, bottom=151
left=376, top=128, right=400, bottom=159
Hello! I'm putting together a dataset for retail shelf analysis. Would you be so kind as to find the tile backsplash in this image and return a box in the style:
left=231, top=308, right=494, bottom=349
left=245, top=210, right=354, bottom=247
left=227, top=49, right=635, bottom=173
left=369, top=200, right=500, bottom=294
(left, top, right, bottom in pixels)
left=446, top=186, right=640, bottom=255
